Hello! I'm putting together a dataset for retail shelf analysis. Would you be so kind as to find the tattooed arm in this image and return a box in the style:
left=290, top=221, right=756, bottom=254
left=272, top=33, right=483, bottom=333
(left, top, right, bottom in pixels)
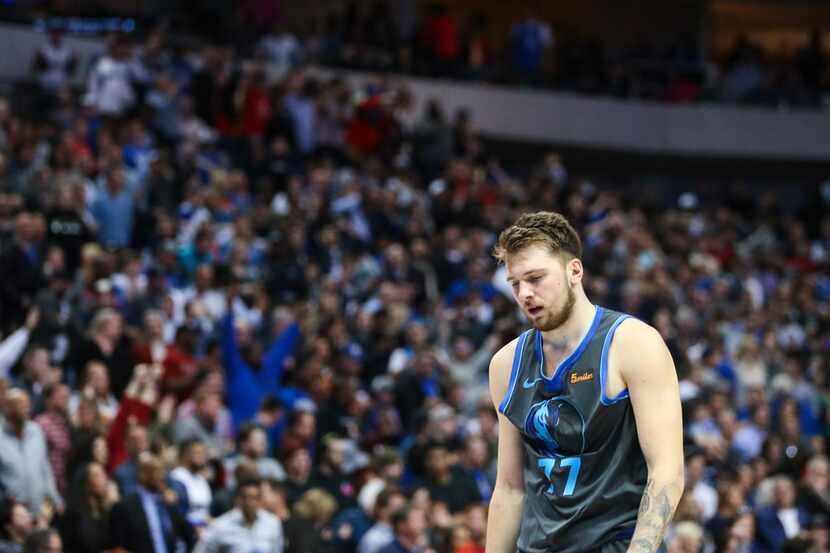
left=610, top=320, right=685, bottom=553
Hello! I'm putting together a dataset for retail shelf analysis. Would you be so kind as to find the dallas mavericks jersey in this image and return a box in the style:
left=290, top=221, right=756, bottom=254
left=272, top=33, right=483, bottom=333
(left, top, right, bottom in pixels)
left=498, top=306, right=647, bottom=553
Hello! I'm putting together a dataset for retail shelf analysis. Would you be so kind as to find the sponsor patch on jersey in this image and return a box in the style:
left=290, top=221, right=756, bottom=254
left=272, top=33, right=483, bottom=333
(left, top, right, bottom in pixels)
left=569, top=370, right=594, bottom=384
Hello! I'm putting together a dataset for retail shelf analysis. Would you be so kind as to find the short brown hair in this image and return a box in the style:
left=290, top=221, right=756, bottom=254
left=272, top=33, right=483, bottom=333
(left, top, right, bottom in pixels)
left=492, top=211, right=582, bottom=264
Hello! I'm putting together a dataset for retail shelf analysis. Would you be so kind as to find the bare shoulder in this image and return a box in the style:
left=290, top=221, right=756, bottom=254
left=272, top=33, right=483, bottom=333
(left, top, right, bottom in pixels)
left=488, top=337, right=521, bottom=405
left=610, top=317, right=676, bottom=380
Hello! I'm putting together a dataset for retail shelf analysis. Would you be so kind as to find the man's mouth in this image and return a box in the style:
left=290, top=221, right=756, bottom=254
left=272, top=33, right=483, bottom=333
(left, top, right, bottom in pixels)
left=528, top=306, right=543, bottom=316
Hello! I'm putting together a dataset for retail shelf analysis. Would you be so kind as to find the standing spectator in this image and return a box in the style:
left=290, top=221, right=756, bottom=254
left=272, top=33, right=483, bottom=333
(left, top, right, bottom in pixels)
left=169, top=439, right=213, bottom=528
left=91, top=167, right=135, bottom=249
left=33, top=384, right=72, bottom=495
left=15, top=347, right=59, bottom=414
left=0, top=389, right=62, bottom=513
left=236, top=67, right=272, bottom=139
left=795, top=30, right=826, bottom=97
left=0, top=308, right=39, bottom=380
left=109, top=452, right=195, bottom=553
left=221, top=305, right=301, bottom=429
left=69, top=361, right=119, bottom=425
left=509, top=14, right=553, bottom=85
left=284, top=78, right=320, bottom=155
left=69, top=309, right=133, bottom=399
left=422, top=5, right=459, bottom=76
left=45, top=184, right=93, bottom=274
left=83, top=36, right=142, bottom=118
left=31, top=29, right=77, bottom=97
left=0, top=212, right=45, bottom=333
left=195, top=477, right=284, bottom=553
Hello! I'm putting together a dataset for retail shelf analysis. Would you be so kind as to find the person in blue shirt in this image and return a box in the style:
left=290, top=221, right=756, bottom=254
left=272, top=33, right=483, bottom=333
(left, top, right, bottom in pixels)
left=221, top=294, right=303, bottom=430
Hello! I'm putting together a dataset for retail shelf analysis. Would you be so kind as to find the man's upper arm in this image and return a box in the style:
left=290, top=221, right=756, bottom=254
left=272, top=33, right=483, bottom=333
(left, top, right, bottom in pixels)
left=615, top=320, right=684, bottom=479
left=489, top=341, right=525, bottom=492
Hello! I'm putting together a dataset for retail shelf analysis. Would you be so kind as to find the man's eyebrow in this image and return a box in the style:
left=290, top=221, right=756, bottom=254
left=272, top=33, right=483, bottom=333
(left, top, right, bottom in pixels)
left=507, top=269, right=545, bottom=283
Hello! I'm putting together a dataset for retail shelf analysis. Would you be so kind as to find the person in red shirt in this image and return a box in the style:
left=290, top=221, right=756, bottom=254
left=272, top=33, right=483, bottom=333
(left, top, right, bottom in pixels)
left=237, top=67, right=272, bottom=138
left=35, top=383, right=73, bottom=495
left=453, top=503, right=487, bottom=553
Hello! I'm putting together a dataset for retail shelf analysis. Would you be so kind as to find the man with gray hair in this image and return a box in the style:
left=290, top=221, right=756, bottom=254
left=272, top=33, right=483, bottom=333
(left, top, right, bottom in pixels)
left=799, top=455, right=830, bottom=520
left=0, top=388, right=62, bottom=513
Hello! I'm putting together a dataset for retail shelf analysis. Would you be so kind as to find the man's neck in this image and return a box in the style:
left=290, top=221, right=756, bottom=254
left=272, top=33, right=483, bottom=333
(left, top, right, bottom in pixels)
left=8, top=420, right=25, bottom=437
left=241, top=509, right=258, bottom=527
left=540, top=296, right=596, bottom=350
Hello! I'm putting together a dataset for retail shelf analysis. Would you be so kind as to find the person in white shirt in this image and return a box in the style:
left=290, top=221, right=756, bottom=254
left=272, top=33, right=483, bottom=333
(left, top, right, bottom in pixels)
left=32, top=29, right=77, bottom=94
left=195, top=477, right=283, bottom=553
left=83, top=37, right=143, bottom=117
left=170, top=440, right=213, bottom=529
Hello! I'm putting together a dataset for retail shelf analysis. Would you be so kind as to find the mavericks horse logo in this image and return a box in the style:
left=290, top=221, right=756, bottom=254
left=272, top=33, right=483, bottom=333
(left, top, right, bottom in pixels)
left=524, top=397, right=586, bottom=457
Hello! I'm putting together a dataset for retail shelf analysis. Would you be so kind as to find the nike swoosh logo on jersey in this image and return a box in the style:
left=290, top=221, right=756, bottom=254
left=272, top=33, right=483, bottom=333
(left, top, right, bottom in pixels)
left=523, top=377, right=543, bottom=389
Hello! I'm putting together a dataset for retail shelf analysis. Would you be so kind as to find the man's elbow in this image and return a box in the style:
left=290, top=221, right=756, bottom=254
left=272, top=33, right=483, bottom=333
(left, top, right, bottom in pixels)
left=649, top=463, right=685, bottom=498
left=491, top=483, right=525, bottom=504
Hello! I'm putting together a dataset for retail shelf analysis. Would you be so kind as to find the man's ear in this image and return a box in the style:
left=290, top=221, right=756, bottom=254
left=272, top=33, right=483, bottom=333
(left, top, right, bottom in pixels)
left=568, top=258, right=584, bottom=284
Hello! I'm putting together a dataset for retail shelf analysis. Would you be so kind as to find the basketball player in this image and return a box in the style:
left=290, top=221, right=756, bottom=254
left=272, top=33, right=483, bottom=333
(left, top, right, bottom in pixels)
left=485, top=212, right=684, bottom=553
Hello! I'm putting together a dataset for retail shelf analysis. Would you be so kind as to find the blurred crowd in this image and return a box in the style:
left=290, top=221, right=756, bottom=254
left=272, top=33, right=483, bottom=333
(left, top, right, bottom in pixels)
left=296, top=3, right=827, bottom=109
left=0, top=18, right=828, bottom=553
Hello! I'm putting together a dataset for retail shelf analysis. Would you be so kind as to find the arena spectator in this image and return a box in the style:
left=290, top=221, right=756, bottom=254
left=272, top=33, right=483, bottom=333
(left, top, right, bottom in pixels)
left=0, top=389, right=62, bottom=513
left=170, top=439, right=213, bottom=528
left=109, top=451, right=195, bottom=553
left=0, top=501, right=32, bottom=553
left=358, top=488, right=407, bottom=553
left=225, top=424, right=286, bottom=488
left=58, top=461, right=117, bottom=553
left=195, top=477, right=283, bottom=553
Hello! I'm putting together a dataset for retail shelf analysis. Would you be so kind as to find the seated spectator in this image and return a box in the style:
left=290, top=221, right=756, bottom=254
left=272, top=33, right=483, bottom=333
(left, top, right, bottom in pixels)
left=378, top=504, right=429, bottom=553
left=0, top=501, right=32, bottom=553
left=358, top=487, right=407, bottom=553
left=20, top=528, right=61, bottom=553
left=419, top=441, right=481, bottom=514
left=754, top=476, right=810, bottom=553
left=283, top=488, right=338, bottom=553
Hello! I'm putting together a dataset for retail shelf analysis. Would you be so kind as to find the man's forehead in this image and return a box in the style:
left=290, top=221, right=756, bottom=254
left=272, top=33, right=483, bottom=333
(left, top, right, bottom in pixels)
left=505, top=248, right=561, bottom=279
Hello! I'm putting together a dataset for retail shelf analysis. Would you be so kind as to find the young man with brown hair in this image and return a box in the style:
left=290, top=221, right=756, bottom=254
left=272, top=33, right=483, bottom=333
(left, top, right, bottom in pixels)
left=486, top=211, right=684, bottom=553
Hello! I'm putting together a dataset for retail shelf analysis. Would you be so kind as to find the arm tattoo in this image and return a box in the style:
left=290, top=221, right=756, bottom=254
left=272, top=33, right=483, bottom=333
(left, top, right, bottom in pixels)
left=627, top=479, right=681, bottom=553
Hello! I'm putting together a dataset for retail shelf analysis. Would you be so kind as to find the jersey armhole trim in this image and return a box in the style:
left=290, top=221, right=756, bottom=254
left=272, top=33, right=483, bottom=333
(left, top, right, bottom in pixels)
left=600, top=315, right=632, bottom=406
left=498, top=331, right=530, bottom=414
